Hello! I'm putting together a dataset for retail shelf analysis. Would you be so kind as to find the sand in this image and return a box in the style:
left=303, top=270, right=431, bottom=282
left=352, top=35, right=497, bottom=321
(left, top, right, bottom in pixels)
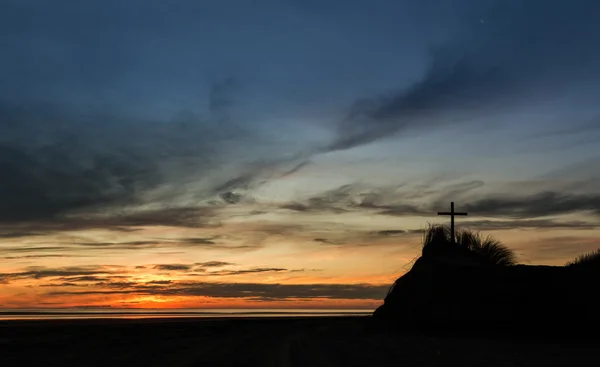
left=0, top=316, right=597, bottom=366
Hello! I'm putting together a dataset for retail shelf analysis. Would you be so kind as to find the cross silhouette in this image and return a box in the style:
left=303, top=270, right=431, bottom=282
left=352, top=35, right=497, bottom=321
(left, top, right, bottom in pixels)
left=437, top=201, right=468, bottom=244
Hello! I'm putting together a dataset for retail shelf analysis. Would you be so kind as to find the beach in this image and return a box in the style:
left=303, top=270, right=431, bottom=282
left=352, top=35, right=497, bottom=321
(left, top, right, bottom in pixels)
left=0, top=316, right=597, bottom=366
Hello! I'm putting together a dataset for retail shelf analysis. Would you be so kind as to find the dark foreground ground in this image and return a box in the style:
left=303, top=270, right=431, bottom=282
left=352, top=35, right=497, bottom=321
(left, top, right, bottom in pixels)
left=0, top=316, right=598, bottom=366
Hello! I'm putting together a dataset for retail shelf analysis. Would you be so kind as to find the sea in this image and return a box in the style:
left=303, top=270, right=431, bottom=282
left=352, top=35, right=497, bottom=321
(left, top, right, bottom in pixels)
left=0, top=308, right=373, bottom=320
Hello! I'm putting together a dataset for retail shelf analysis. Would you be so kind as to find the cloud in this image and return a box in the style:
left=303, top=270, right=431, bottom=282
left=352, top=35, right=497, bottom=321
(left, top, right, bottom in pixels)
left=0, top=261, right=387, bottom=300
left=321, top=0, right=600, bottom=152
left=0, top=98, right=310, bottom=230
left=375, top=230, right=407, bottom=236
left=461, top=192, right=600, bottom=219
left=0, top=246, right=75, bottom=255
left=0, top=236, right=259, bottom=259
left=0, top=207, right=221, bottom=239
left=280, top=183, right=430, bottom=216
left=0, top=263, right=307, bottom=285
left=153, top=264, right=194, bottom=271
left=205, top=267, right=290, bottom=276
left=376, top=190, right=600, bottom=221
left=0, top=231, right=44, bottom=238
left=313, top=238, right=344, bottom=245
left=320, top=181, right=599, bottom=215
left=0, top=266, right=113, bottom=282
left=2, top=254, right=78, bottom=260
left=58, top=276, right=117, bottom=282
left=278, top=182, right=600, bottom=234
left=47, top=282, right=389, bottom=300
left=325, top=57, right=512, bottom=152
left=281, top=183, right=421, bottom=215
left=463, top=219, right=600, bottom=231
left=40, top=282, right=80, bottom=287
left=279, top=161, right=311, bottom=178
left=196, top=261, right=236, bottom=268
left=180, top=238, right=217, bottom=245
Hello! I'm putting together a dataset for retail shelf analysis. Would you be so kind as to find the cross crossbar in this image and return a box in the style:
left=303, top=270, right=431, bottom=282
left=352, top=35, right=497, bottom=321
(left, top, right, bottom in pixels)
left=437, top=201, right=467, bottom=244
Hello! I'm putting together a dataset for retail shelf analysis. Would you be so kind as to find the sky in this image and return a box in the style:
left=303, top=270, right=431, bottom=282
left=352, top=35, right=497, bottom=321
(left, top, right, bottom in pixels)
left=1, top=0, right=600, bottom=310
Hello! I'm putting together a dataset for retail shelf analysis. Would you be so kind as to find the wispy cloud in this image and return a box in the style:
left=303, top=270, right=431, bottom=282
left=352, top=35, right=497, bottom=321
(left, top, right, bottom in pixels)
left=0, top=98, right=311, bottom=231
left=462, top=219, right=600, bottom=231
left=461, top=192, right=600, bottom=219
left=321, top=0, right=600, bottom=153
left=2, top=254, right=78, bottom=260
left=153, top=264, right=194, bottom=271
left=47, top=282, right=389, bottom=300
left=205, top=267, right=290, bottom=276
left=0, top=266, right=114, bottom=282
left=196, top=261, right=236, bottom=268
left=281, top=181, right=600, bottom=219
left=375, top=230, right=407, bottom=236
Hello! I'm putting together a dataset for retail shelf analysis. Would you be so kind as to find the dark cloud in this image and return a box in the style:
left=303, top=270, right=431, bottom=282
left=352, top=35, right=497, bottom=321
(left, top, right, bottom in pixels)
left=463, top=219, right=600, bottom=231
left=325, top=57, right=512, bottom=152
left=153, top=264, right=193, bottom=271
left=220, top=191, right=243, bottom=204
left=76, top=241, right=157, bottom=248
left=69, top=206, right=219, bottom=229
left=281, top=184, right=427, bottom=216
left=195, top=261, right=236, bottom=268
left=0, top=99, right=304, bottom=230
left=48, top=282, right=389, bottom=300
left=0, top=236, right=253, bottom=259
left=280, top=161, right=311, bottom=178
left=462, top=192, right=600, bottom=219
left=0, top=263, right=303, bottom=284
left=107, top=227, right=142, bottom=233
left=322, top=0, right=600, bottom=152
left=289, top=180, right=600, bottom=217
left=375, top=205, right=428, bottom=217
left=70, top=237, right=249, bottom=252
left=0, top=206, right=221, bottom=237
left=206, top=267, right=289, bottom=276
left=282, top=184, right=380, bottom=214
left=146, top=280, right=173, bottom=285
left=378, top=191, right=600, bottom=220
left=2, top=254, right=77, bottom=260
left=0, top=246, right=74, bottom=254
left=61, top=276, right=115, bottom=282
left=180, top=238, right=218, bottom=245
left=0, top=266, right=112, bottom=282
left=376, top=230, right=407, bottom=236
left=0, top=231, right=44, bottom=238
left=40, top=282, right=80, bottom=287
left=0, top=125, right=159, bottom=223
left=313, top=238, right=343, bottom=245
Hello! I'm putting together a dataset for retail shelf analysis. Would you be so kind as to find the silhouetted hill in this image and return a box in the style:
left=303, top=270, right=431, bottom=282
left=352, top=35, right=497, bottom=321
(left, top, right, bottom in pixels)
left=373, top=225, right=600, bottom=336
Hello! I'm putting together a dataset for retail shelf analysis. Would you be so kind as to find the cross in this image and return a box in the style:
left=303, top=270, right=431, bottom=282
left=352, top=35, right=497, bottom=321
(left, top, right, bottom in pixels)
left=437, top=201, right=468, bottom=244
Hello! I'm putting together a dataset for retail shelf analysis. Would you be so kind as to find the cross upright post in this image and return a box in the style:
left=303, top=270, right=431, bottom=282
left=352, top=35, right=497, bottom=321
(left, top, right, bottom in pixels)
left=437, top=201, right=468, bottom=244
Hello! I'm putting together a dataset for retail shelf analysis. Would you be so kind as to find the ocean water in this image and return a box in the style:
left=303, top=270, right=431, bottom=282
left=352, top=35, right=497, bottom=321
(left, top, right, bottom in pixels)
left=0, top=308, right=373, bottom=320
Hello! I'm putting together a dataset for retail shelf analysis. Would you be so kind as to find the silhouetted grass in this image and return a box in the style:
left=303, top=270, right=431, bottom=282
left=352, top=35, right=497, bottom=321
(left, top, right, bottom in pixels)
left=565, top=249, right=600, bottom=267
left=421, top=224, right=516, bottom=266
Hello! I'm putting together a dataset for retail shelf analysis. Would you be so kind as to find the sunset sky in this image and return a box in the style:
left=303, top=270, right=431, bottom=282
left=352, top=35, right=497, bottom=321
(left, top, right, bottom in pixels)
left=1, top=0, right=600, bottom=309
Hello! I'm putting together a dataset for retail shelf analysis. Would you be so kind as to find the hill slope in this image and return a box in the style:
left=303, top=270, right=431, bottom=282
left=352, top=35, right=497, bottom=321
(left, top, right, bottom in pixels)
left=373, top=226, right=600, bottom=334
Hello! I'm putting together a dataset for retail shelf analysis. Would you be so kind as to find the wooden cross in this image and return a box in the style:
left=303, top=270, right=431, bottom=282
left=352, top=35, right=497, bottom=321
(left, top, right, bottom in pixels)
left=437, top=201, right=468, bottom=244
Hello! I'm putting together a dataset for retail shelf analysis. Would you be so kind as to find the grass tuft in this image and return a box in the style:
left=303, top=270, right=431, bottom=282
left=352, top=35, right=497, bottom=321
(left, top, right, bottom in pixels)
left=565, top=249, right=600, bottom=267
left=421, top=224, right=516, bottom=266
